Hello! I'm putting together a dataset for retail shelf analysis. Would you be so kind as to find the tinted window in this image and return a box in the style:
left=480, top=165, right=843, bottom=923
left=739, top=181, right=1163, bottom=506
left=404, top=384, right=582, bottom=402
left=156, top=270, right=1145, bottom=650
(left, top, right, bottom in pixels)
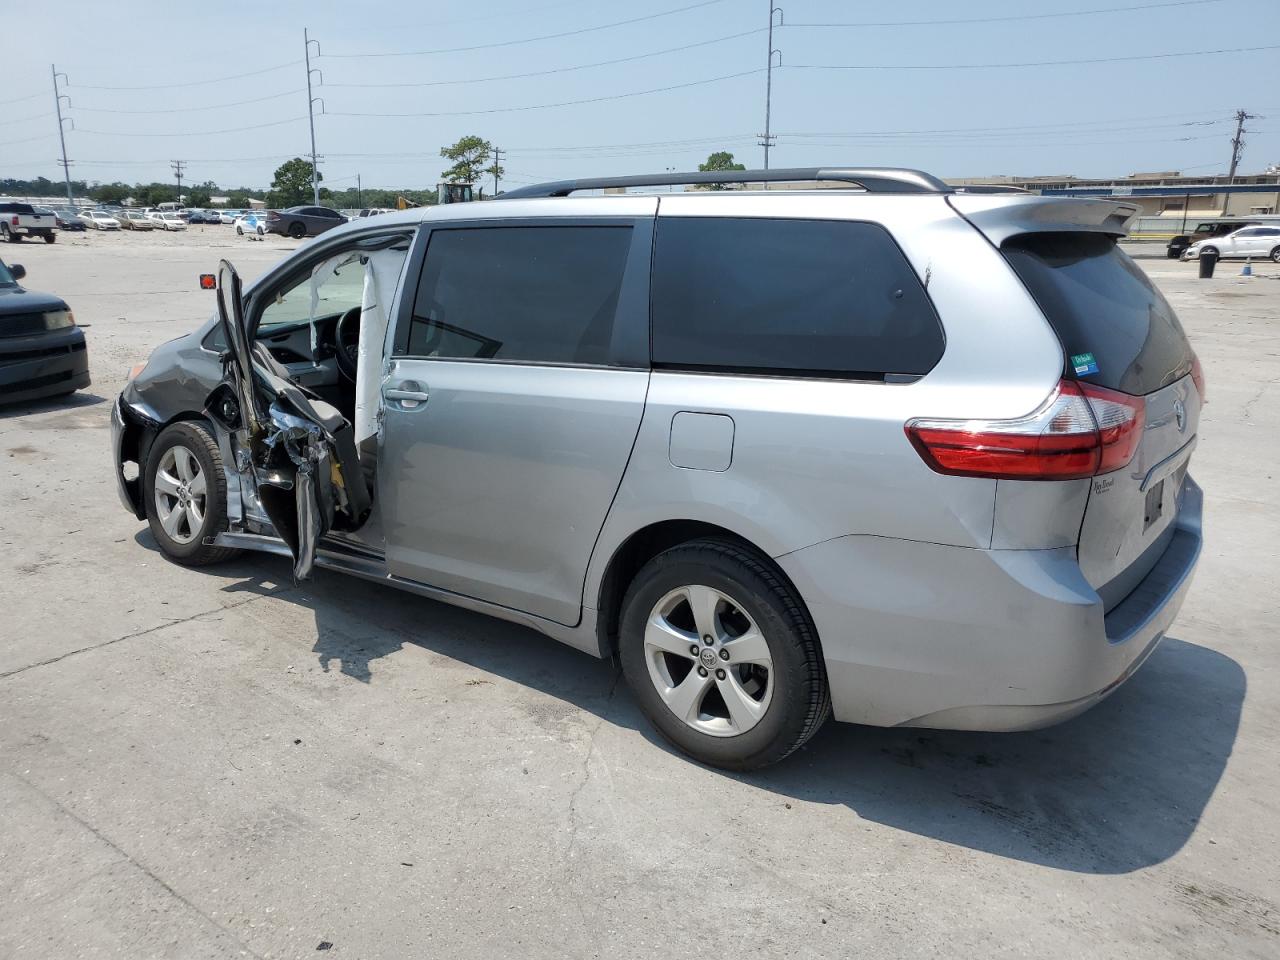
left=650, top=217, right=944, bottom=378
left=1002, top=233, right=1193, bottom=395
left=405, top=226, right=633, bottom=365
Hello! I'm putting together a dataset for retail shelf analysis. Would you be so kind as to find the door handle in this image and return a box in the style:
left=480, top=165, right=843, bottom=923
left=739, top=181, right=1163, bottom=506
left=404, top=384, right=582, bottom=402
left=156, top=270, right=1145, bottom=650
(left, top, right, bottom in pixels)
left=384, top=380, right=430, bottom=409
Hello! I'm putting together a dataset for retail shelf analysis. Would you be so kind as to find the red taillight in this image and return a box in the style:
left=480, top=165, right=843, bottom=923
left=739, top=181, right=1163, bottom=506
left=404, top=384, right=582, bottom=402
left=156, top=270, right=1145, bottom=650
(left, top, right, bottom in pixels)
left=10, top=215, right=17, bottom=226
left=906, top=380, right=1144, bottom=481
left=267, top=211, right=280, bottom=221
left=1190, top=354, right=1206, bottom=403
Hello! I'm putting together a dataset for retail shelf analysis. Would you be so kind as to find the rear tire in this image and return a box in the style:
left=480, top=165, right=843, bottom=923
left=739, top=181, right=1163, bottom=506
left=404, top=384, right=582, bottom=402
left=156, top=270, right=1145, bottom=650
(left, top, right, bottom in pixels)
left=288, top=222, right=306, bottom=239
left=43, top=233, right=56, bottom=244
left=143, top=421, right=240, bottom=566
left=618, top=537, right=830, bottom=771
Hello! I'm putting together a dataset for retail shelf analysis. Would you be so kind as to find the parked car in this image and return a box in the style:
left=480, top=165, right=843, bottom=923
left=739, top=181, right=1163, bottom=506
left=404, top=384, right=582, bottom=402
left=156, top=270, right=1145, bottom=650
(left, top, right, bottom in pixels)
left=79, top=210, right=121, bottom=231
left=218, top=210, right=241, bottom=225
left=119, top=211, right=156, bottom=231
left=111, top=167, right=1204, bottom=770
left=1183, top=224, right=1280, bottom=262
left=185, top=209, right=218, bottom=225
left=1165, top=218, right=1262, bottom=259
left=43, top=207, right=86, bottom=232
left=1, top=257, right=89, bottom=403
left=265, top=205, right=345, bottom=239
left=0, top=202, right=58, bottom=243
left=234, top=212, right=268, bottom=236
left=147, top=211, right=187, bottom=231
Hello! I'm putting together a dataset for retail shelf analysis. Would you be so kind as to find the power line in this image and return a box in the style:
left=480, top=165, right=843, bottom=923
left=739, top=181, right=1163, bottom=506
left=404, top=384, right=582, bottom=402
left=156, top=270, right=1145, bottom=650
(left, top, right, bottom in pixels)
left=330, top=67, right=763, bottom=118
left=69, top=61, right=303, bottom=91
left=0, top=90, right=44, bottom=106
left=776, top=110, right=1238, bottom=138
left=76, top=117, right=308, bottom=137
left=321, top=0, right=730, bottom=57
left=8, top=110, right=55, bottom=124
left=322, top=28, right=764, bottom=88
left=786, top=0, right=1234, bottom=28
left=0, top=132, right=58, bottom=147
left=788, top=42, right=1280, bottom=71
left=73, top=89, right=306, bottom=115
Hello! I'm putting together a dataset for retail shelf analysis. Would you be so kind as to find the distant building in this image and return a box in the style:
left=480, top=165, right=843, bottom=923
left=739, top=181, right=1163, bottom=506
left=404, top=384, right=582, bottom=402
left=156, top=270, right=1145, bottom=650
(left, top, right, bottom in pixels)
left=948, top=171, right=1280, bottom=219
left=209, top=196, right=230, bottom=207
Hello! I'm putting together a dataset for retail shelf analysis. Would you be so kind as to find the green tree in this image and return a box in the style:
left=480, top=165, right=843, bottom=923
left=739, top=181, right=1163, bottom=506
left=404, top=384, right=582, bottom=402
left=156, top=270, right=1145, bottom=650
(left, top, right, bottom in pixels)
left=91, top=182, right=132, bottom=204
left=698, top=151, right=747, bottom=190
left=440, top=135, right=501, bottom=185
left=186, top=187, right=212, bottom=208
left=268, top=158, right=319, bottom=208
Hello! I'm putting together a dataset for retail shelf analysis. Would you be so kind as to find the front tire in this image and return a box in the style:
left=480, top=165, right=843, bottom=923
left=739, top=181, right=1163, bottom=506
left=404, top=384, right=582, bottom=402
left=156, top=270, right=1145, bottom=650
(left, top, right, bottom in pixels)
left=143, top=421, right=240, bottom=566
left=618, top=538, right=830, bottom=770
left=1270, top=246, right=1280, bottom=263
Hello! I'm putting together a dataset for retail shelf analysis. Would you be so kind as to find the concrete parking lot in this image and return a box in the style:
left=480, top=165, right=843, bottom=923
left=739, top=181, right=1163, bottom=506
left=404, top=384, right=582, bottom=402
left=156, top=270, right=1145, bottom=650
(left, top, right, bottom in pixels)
left=1, top=228, right=1278, bottom=959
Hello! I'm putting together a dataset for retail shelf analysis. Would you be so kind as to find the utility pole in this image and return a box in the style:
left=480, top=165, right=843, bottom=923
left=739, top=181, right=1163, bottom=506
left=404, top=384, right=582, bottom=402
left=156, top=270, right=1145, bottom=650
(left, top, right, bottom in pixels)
left=758, top=3, right=783, bottom=170
left=491, top=145, right=503, bottom=196
left=304, top=28, right=323, bottom=205
left=1227, top=109, right=1259, bottom=180
left=356, top=173, right=362, bottom=207
left=51, top=65, right=73, bottom=206
left=170, top=160, right=186, bottom=205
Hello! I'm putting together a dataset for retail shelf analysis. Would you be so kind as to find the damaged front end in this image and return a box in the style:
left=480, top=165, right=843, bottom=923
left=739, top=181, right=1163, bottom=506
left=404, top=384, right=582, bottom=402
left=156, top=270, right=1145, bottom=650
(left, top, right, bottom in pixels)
left=207, top=260, right=369, bottom=580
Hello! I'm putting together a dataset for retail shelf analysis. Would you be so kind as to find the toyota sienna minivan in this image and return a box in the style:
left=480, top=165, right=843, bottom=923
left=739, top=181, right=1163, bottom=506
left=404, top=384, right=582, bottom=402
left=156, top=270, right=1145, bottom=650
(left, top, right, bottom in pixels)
left=111, top=167, right=1204, bottom=770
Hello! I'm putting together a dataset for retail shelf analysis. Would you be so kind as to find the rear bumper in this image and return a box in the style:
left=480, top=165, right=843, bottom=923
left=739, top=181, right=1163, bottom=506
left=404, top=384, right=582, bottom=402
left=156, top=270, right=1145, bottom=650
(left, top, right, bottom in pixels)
left=0, top=327, right=90, bottom=404
left=777, top=477, right=1203, bottom=731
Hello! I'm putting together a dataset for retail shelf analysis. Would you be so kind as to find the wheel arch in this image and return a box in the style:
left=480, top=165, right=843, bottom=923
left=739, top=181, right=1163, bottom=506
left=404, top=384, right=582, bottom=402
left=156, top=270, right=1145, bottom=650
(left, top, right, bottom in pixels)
left=593, top=518, right=817, bottom=659
left=118, top=404, right=219, bottom=520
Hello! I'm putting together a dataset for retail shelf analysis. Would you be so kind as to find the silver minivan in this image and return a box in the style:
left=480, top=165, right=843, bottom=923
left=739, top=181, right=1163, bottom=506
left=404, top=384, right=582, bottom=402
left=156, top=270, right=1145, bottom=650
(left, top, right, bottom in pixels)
left=111, top=167, right=1204, bottom=770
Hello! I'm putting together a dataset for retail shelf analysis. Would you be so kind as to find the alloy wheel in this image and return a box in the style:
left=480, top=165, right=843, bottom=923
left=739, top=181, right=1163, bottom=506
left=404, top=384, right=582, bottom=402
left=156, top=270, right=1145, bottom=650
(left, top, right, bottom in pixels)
left=153, top=444, right=208, bottom=545
left=643, top=584, right=774, bottom=737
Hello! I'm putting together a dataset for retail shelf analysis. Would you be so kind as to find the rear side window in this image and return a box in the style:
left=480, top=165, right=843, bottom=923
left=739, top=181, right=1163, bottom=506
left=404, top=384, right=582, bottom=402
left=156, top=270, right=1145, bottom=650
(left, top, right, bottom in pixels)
left=406, top=226, right=633, bottom=365
left=1002, top=233, right=1193, bottom=395
left=650, top=217, right=943, bottom=379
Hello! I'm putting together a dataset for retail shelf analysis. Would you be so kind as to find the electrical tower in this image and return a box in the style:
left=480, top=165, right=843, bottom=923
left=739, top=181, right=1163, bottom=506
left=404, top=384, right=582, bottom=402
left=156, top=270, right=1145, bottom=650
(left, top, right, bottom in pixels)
left=171, top=160, right=186, bottom=204
left=758, top=3, right=783, bottom=170
left=51, top=65, right=74, bottom=206
left=1227, top=109, right=1259, bottom=180
left=305, top=28, right=324, bottom=205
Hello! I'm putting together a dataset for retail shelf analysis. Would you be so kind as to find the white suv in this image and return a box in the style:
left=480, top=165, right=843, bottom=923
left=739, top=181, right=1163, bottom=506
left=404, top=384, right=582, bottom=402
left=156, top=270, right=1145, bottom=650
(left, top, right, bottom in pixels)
left=1184, top=224, right=1280, bottom=261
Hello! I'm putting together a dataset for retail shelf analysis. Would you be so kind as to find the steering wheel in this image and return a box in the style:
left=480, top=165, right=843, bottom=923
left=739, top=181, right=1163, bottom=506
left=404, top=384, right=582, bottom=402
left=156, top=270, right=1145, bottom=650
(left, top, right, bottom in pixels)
left=335, top=306, right=362, bottom=382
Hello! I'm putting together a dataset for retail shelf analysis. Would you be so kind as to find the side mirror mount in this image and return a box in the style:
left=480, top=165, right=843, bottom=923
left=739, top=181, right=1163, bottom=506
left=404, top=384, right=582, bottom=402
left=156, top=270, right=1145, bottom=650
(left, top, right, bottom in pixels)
left=10, top=264, right=25, bottom=281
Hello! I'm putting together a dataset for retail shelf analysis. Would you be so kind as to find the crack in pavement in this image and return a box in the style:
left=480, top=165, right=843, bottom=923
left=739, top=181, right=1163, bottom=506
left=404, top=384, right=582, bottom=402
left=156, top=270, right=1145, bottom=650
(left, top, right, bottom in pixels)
left=4, top=770, right=266, bottom=959
left=0, top=587, right=291, bottom=681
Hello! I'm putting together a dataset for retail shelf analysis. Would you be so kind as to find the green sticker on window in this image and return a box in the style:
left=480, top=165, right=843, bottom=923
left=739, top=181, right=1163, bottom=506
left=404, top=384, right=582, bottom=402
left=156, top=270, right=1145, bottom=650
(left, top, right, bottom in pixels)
left=1071, top=352, right=1100, bottom=376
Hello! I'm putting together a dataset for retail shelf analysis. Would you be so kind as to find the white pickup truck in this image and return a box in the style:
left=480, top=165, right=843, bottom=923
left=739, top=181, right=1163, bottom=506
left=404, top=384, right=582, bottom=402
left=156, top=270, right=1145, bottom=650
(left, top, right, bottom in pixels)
left=0, top=201, right=57, bottom=244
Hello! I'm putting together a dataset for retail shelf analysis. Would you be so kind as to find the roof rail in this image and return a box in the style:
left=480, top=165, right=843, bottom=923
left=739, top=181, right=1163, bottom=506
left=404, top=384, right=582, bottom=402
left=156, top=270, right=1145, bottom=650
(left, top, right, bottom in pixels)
left=500, top=167, right=951, bottom=199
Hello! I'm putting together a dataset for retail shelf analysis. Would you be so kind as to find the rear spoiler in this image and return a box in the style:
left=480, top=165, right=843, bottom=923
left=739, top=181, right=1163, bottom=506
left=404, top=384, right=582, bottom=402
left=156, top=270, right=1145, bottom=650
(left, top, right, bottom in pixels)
left=947, top=194, right=1140, bottom=246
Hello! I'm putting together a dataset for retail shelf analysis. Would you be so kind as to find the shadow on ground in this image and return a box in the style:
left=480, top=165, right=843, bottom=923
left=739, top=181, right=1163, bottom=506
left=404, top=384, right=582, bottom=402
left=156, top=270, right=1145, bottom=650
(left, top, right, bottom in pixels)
left=0, top=391, right=108, bottom=420
left=179, top=545, right=1242, bottom=876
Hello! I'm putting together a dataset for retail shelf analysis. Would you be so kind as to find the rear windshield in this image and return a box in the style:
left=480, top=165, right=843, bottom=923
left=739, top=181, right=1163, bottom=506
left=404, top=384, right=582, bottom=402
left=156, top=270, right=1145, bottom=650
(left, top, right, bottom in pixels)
left=1002, top=233, right=1193, bottom=395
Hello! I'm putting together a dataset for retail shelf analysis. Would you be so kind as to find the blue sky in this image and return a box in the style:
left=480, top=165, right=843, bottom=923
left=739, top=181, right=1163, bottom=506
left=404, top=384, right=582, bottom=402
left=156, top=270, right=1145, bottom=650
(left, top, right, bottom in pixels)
left=4, top=0, right=1278, bottom=192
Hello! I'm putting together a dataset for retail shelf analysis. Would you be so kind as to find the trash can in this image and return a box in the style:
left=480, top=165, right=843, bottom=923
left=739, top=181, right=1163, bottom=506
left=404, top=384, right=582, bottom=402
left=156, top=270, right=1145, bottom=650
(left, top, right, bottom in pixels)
left=1198, top=248, right=1218, bottom=279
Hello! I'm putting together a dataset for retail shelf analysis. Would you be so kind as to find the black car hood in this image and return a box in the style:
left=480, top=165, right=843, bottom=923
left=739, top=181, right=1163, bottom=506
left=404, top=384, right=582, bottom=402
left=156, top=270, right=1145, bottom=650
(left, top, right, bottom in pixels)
left=0, top=285, right=68, bottom=314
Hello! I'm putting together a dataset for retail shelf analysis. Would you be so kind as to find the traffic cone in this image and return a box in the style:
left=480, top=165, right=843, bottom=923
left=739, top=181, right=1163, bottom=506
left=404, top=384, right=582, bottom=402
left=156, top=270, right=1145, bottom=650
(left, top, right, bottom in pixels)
left=1242, top=257, right=1253, bottom=276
